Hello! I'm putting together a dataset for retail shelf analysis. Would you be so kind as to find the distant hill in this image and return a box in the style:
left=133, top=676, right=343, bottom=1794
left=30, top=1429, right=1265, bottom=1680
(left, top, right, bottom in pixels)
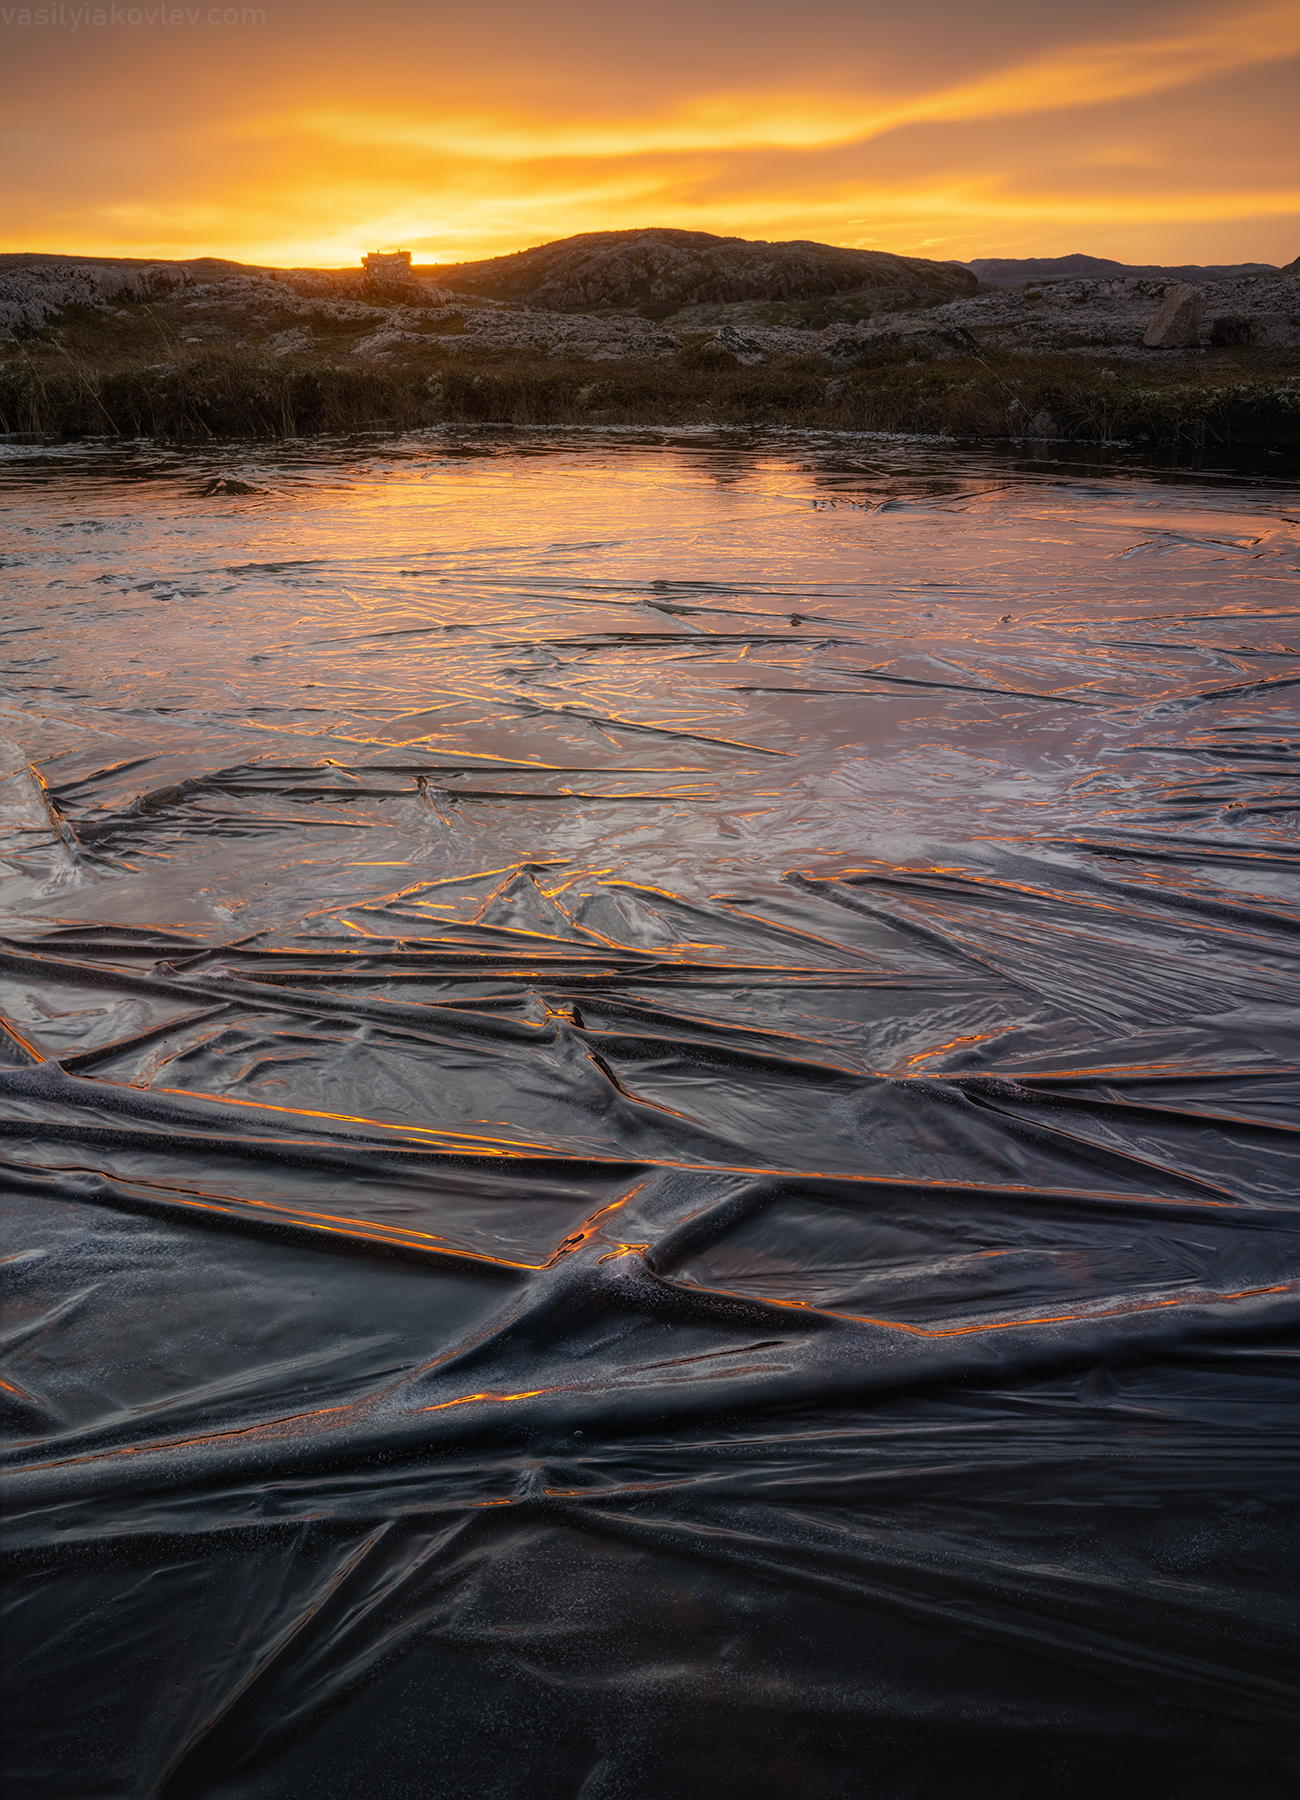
left=430, top=229, right=977, bottom=317
left=965, top=254, right=1280, bottom=287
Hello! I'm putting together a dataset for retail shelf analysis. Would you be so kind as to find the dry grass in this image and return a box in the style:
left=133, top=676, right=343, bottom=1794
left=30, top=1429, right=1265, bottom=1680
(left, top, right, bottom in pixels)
left=2, top=339, right=1298, bottom=447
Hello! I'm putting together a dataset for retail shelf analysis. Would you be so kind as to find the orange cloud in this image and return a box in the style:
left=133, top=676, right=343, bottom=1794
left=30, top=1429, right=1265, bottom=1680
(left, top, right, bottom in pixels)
left=274, top=0, right=1300, bottom=162
left=2, top=0, right=1297, bottom=266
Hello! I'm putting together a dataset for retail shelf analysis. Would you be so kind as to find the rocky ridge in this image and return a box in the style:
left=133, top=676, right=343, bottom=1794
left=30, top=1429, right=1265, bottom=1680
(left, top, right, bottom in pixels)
left=2, top=236, right=1298, bottom=372
left=887, top=269, right=1300, bottom=356
left=965, top=254, right=1285, bottom=287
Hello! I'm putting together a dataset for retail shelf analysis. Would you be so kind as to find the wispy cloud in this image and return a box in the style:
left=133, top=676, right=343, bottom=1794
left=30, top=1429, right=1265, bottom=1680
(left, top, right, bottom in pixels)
left=268, top=2, right=1300, bottom=161
left=3, top=0, right=1297, bottom=265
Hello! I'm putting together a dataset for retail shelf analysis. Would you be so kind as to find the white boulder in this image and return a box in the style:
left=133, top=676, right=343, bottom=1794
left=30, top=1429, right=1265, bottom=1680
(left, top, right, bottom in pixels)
left=1143, top=284, right=1206, bottom=347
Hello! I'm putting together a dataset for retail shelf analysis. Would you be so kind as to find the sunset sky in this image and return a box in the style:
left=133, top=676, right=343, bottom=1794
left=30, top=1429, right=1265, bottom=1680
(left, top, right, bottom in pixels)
left=2, top=0, right=1297, bottom=268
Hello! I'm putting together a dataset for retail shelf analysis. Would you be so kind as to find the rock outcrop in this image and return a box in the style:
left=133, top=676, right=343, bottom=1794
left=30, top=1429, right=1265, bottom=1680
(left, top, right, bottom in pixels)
left=707, top=325, right=767, bottom=364
left=1209, top=313, right=1293, bottom=347
left=348, top=304, right=680, bottom=362
left=914, top=267, right=1300, bottom=355
left=0, top=259, right=189, bottom=335
left=846, top=324, right=981, bottom=362
left=1143, top=284, right=1207, bottom=347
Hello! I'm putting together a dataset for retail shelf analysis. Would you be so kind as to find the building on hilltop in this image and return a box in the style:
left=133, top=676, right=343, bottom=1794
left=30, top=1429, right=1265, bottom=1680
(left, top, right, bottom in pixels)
left=362, top=250, right=413, bottom=274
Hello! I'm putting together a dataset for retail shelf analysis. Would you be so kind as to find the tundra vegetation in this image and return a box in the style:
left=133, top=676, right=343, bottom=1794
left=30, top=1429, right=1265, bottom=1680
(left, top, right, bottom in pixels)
left=2, top=231, right=1297, bottom=447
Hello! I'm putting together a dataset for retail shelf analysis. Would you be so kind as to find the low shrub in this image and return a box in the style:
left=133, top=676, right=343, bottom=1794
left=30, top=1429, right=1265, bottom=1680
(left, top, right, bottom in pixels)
left=1, top=344, right=1296, bottom=445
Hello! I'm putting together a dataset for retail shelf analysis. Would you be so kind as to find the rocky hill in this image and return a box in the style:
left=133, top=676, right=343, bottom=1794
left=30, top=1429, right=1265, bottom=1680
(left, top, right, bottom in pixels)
left=429, top=229, right=977, bottom=317
left=966, top=254, right=1284, bottom=287
left=917, top=266, right=1300, bottom=353
left=2, top=236, right=1296, bottom=391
